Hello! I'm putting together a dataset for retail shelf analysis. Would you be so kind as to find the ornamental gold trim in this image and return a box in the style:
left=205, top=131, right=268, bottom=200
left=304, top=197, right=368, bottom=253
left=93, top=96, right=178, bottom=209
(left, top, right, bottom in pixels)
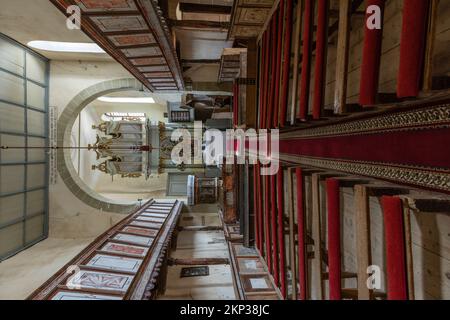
left=279, top=154, right=450, bottom=193
left=281, top=103, right=450, bottom=139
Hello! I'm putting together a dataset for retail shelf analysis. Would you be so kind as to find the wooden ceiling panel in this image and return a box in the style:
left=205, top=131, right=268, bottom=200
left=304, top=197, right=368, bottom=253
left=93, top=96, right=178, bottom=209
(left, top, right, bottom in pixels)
left=228, top=0, right=275, bottom=40
left=241, top=0, right=273, bottom=5
left=149, top=78, right=175, bottom=83
left=235, top=7, right=269, bottom=25
left=50, top=0, right=184, bottom=92
left=90, top=15, right=148, bottom=32
left=143, top=72, right=172, bottom=78
left=138, top=65, right=170, bottom=72
left=130, top=57, right=165, bottom=65
left=74, top=0, right=138, bottom=12
left=121, top=46, right=162, bottom=57
left=108, top=34, right=156, bottom=46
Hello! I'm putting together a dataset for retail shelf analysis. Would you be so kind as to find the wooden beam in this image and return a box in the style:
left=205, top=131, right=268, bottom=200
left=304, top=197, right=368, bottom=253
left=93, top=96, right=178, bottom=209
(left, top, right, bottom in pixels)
left=333, top=176, right=371, bottom=187
left=179, top=3, right=232, bottom=15
left=354, top=185, right=410, bottom=300
left=177, top=226, right=223, bottom=231
left=83, top=10, right=141, bottom=16
left=403, top=197, right=450, bottom=213
left=333, top=0, right=351, bottom=114
left=169, top=19, right=230, bottom=29
left=246, top=38, right=258, bottom=128
left=257, top=0, right=281, bottom=42
left=322, top=271, right=357, bottom=280
left=423, top=0, right=439, bottom=92
left=168, top=258, right=230, bottom=266
left=102, top=29, right=153, bottom=36
left=311, top=173, right=324, bottom=299
left=290, top=0, right=303, bottom=125
left=187, top=81, right=233, bottom=93
left=181, top=59, right=221, bottom=64
left=402, top=199, right=415, bottom=300
left=355, top=185, right=372, bottom=300
left=287, top=168, right=297, bottom=299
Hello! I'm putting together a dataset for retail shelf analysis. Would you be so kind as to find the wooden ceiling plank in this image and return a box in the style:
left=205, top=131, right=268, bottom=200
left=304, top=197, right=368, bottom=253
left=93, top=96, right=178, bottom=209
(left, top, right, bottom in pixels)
left=83, top=11, right=141, bottom=16
left=179, top=3, right=232, bottom=15
left=117, top=43, right=159, bottom=49
left=134, top=0, right=183, bottom=90
left=49, top=0, right=157, bottom=92
left=181, top=59, right=221, bottom=64
left=169, top=19, right=230, bottom=29
left=103, top=29, right=153, bottom=36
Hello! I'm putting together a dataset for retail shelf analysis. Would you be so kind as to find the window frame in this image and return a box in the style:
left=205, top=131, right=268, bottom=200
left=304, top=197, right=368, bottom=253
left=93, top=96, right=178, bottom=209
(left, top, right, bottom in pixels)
left=0, top=33, right=49, bottom=261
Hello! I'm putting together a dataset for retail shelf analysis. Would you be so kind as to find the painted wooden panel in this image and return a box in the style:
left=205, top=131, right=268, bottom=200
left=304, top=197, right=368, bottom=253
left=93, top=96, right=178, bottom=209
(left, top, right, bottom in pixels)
left=51, top=291, right=121, bottom=300
left=109, top=34, right=156, bottom=47
left=74, top=0, right=137, bottom=12
left=91, top=16, right=147, bottom=32
left=137, top=65, right=170, bottom=72
left=241, top=275, right=274, bottom=292
left=237, top=258, right=265, bottom=273
left=130, top=57, right=165, bottom=66
left=29, top=200, right=182, bottom=300
left=86, top=254, right=142, bottom=273
left=140, top=213, right=168, bottom=219
left=135, top=216, right=166, bottom=224
left=129, top=221, right=162, bottom=229
left=100, top=242, right=148, bottom=257
left=66, top=270, right=134, bottom=293
left=122, top=47, right=162, bottom=58
left=113, top=233, right=154, bottom=246
left=122, top=226, right=158, bottom=237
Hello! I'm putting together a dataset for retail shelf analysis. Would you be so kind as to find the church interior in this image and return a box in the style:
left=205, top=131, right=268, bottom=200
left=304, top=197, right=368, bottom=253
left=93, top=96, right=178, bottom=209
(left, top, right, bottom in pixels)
left=0, top=0, right=449, bottom=301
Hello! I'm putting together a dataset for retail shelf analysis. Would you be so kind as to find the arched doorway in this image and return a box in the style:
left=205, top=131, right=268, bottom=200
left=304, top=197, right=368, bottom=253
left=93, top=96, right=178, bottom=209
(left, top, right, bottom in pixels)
left=57, top=78, right=144, bottom=213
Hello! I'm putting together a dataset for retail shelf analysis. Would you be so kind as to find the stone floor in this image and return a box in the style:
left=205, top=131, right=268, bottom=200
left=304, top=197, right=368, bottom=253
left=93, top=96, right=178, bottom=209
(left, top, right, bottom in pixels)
left=0, top=238, right=93, bottom=300
left=159, top=204, right=236, bottom=300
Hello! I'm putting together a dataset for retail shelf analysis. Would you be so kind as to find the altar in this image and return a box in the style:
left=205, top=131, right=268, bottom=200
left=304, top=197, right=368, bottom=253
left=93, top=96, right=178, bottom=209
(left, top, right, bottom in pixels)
left=90, top=119, right=181, bottom=179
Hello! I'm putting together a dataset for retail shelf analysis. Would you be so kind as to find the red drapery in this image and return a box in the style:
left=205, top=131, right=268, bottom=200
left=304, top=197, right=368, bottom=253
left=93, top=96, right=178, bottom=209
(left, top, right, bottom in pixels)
left=299, top=0, right=313, bottom=120
left=326, top=178, right=341, bottom=300
left=296, top=168, right=307, bottom=300
left=397, top=0, right=429, bottom=98
left=279, top=0, right=293, bottom=127
left=381, top=196, right=408, bottom=300
left=312, top=0, right=329, bottom=120
left=359, top=0, right=385, bottom=106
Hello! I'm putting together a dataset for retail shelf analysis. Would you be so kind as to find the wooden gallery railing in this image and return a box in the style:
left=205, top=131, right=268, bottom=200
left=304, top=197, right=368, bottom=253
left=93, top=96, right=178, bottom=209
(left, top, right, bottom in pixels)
left=28, top=200, right=183, bottom=300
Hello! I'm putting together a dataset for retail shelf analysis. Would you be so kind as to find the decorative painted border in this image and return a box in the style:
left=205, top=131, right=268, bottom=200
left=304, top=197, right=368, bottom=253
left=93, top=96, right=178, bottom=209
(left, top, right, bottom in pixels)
left=281, top=102, right=450, bottom=139
left=279, top=154, right=450, bottom=194
left=28, top=200, right=182, bottom=300
left=49, top=0, right=183, bottom=91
